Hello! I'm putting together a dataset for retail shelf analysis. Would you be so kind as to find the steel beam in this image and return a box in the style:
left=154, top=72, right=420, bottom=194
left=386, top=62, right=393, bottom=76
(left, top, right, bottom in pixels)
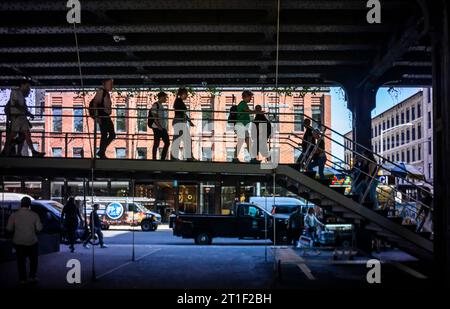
left=0, top=60, right=367, bottom=68
left=0, top=24, right=391, bottom=35
left=0, top=44, right=378, bottom=53
left=0, top=73, right=322, bottom=80
left=0, top=0, right=407, bottom=11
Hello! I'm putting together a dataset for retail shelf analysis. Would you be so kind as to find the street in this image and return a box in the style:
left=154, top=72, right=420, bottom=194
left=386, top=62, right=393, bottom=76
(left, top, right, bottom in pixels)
left=0, top=225, right=432, bottom=289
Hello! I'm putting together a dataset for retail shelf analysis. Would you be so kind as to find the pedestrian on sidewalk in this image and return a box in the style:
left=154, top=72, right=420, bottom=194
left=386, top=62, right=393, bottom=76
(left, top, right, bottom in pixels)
left=83, top=204, right=107, bottom=249
left=6, top=197, right=42, bottom=285
left=304, top=207, right=324, bottom=252
left=62, top=196, right=83, bottom=253
left=288, top=207, right=304, bottom=247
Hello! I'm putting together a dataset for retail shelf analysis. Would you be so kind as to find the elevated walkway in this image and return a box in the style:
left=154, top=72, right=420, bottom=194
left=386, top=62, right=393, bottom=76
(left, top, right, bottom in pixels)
left=0, top=157, right=433, bottom=260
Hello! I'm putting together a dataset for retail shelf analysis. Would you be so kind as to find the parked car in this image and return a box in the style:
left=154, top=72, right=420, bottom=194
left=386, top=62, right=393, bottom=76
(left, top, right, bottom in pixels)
left=0, top=199, right=62, bottom=235
left=173, top=202, right=290, bottom=245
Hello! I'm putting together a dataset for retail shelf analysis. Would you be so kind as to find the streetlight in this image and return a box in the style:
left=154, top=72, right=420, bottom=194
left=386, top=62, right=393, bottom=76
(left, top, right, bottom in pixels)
left=380, top=122, right=414, bottom=158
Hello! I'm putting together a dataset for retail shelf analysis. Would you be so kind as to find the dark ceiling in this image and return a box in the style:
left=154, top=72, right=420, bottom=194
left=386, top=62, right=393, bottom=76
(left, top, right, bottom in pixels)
left=0, top=0, right=432, bottom=88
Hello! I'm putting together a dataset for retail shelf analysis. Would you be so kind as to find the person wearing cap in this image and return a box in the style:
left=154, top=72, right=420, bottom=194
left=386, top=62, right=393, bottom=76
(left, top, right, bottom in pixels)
left=1, top=79, right=45, bottom=157
left=233, top=90, right=257, bottom=163
left=307, top=129, right=327, bottom=179
left=93, top=78, right=115, bottom=159
left=149, top=92, right=170, bottom=160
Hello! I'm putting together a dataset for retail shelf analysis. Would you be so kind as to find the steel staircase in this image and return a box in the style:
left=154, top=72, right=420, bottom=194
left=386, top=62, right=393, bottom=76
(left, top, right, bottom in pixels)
left=274, top=164, right=433, bottom=260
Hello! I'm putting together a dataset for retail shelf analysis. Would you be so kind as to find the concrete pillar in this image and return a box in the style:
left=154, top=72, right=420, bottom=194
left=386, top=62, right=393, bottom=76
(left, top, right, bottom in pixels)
left=346, top=84, right=377, bottom=152
left=430, top=0, right=450, bottom=287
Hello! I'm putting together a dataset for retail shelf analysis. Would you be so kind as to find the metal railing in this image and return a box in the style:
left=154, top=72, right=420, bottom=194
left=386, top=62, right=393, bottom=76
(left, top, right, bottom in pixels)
left=0, top=104, right=433, bottom=231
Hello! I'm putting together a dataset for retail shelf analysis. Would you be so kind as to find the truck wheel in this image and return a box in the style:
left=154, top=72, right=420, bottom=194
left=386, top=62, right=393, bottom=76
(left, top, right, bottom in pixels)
left=276, top=232, right=290, bottom=245
left=141, top=220, right=153, bottom=232
left=195, top=233, right=212, bottom=245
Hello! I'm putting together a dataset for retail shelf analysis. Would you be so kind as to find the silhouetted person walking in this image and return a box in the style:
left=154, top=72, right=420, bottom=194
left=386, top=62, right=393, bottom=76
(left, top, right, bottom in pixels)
left=92, top=78, right=115, bottom=159
left=62, top=197, right=83, bottom=253
left=6, top=197, right=42, bottom=284
left=149, top=92, right=170, bottom=160
left=172, top=88, right=196, bottom=161
left=233, top=90, right=256, bottom=163
left=252, top=104, right=271, bottom=162
left=83, top=204, right=107, bottom=249
left=296, top=118, right=313, bottom=168
left=1, top=80, right=44, bottom=157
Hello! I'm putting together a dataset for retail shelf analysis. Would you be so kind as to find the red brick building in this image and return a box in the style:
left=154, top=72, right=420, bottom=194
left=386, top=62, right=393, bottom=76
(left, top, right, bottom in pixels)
left=40, top=90, right=331, bottom=163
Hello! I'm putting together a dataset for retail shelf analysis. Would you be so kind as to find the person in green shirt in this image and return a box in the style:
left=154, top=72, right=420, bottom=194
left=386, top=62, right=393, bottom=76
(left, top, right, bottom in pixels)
left=233, top=90, right=258, bottom=163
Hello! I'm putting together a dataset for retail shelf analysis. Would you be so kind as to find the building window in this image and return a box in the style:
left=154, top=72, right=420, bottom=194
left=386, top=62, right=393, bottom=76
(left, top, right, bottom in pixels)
left=294, top=105, right=304, bottom=132
left=428, top=163, right=432, bottom=179
left=396, top=114, right=399, bottom=126
left=428, top=138, right=432, bottom=155
left=136, top=147, right=147, bottom=159
left=406, top=149, right=410, bottom=163
left=401, top=112, right=405, bottom=124
left=411, top=106, right=415, bottom=120
left=418, top=123, right=422, bottom=139
left=428, top=111, right=432, bottom=129
left=226, top=147, right=235, bottom=162
left=406, top=108, right=410, bottom=123
left=202, top=146, right=213, bottom=161
left=412, top=148, right=416, bottom=162
left=136, top=107, right=147, bottom=132
left=73, top=106, right=83, bottom=133
left=387, top=119, right=390, bottom=129
left=396, top=133, right=400, bottom=147
left=387, top=137, right=390, bottom=150
left=391, top=136, right=395, bottom=149
left=418, top=145, right=422, bottom=160
left=401, top=132, right=405, bottom=145
left=116, top=106, right=127, bottom=133
left=52, top=106, right=62, bottom=132
left=383, top=139, right=386, bottom=152
left=401, top=151, right=405, bottom=162
left=311, top=105, right=322, bottom=127
left=412, top=127, right=416, bottom=141
left=417, top=104, right=421, bottom=117
left=406, top=130, right=410, bottom=143
left=202, top=108, right=214, bottom=133
left=396, top=152, right=400, bottom=162
left=378, top=124, right=381, bottom=136
left=73, top=147, right=84, bottom=158
left=52, top=147, right=62, bottom=157
left=115, top=148, right=127, bottom=159
left=382, top=121, right=386, bottom=131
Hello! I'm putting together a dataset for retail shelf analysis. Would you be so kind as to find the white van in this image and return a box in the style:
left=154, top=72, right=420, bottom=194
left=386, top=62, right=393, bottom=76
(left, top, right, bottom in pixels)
left=249, top=196, right=313, bottom=219
left=74, top=196, right=161, bottom=231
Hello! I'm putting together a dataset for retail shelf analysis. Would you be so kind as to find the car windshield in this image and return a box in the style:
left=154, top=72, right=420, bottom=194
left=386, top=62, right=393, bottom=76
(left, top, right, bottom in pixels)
left=130, top=203, right=147, bottom=212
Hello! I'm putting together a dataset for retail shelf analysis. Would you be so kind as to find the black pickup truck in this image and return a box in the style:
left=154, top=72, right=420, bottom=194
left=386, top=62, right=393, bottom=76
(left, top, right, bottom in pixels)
left=172, top=203, right=290, bottom=245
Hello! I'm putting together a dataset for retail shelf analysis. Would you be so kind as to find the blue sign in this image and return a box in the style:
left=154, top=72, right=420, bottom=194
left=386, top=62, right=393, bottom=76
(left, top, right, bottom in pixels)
left=105, top=202, right=124, bottom=220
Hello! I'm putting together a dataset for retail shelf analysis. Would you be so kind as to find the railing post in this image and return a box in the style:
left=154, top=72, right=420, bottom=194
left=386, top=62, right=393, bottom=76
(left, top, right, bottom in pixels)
left=64, top=132, right=68, bottom=158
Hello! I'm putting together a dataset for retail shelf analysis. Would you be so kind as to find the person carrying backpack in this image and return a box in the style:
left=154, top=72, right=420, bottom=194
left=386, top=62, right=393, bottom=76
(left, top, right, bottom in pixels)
left=149, top=92, right=170, bottom=160
left=232, top=90, right=256, bottom=163
left=89, top=78, right=115, bottom=159
left=1, top=80, right=44, bottom=157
